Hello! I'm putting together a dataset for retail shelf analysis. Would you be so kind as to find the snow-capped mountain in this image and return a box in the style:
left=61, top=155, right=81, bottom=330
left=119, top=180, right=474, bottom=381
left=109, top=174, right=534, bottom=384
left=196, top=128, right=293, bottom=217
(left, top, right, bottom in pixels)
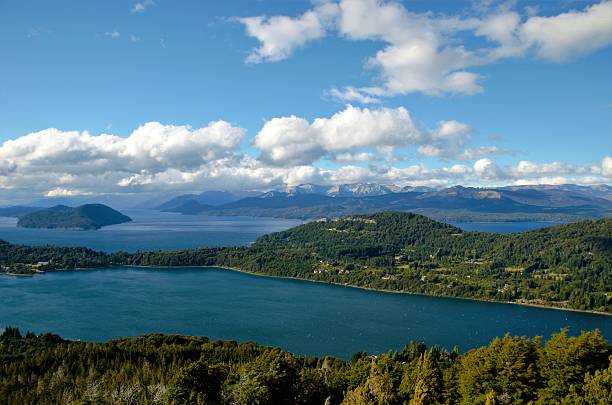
left=271, top=183, right=433, bottom=198
left=325, top=183, right=397, bottom=197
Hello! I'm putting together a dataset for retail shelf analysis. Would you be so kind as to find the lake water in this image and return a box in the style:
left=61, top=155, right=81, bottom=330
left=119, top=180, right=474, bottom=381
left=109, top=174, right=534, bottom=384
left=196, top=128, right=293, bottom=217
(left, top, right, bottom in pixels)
left=1, top=267, right=609, bottom=359
left=451, top=221, right=561, bottom=233
left=0, top=209, right=561, bottom=252
left=0, top=210, right=302, bottom=252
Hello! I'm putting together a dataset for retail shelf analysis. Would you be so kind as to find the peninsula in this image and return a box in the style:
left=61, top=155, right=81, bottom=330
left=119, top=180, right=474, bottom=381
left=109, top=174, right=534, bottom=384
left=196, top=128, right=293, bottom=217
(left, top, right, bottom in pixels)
left=2, top=212, right=610, bottom=313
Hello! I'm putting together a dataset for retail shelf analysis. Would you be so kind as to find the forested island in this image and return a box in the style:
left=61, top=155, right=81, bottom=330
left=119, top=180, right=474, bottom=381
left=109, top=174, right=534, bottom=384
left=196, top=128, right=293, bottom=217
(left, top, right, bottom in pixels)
left=16, top=204, right=131, bottom=230
left=1, top=212, right=610, bottom=312
left=0, top=327, right=610, bottom=404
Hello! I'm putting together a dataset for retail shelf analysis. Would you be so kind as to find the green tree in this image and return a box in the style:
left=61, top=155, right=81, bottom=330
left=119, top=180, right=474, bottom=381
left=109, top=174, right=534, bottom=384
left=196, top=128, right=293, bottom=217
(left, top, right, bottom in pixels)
left=166, top=359, right=228, bottom=404
left=459, top=334, right=541, bottom=404
left=539, top=329, right=610, bottom=400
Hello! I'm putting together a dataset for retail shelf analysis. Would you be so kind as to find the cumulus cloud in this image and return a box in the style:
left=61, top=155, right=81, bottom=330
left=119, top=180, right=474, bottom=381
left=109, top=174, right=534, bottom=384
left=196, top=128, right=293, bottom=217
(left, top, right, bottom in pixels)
left=468, top=159, right=606, bottom=185
left=0, top=117, right=608, bottom=203
left=237, top=0, right=612, bottom=97
left=473, top=158, right=505, bottom=180
left=417, top=121, right=472, bottom=158
left=512, top=160, right=598, bottom=179
left=520, top=1, right=612, bottom=62
left=254, top=105, right=508, bottom=166
left=238, top=1, right=339, bottom=63
left=46, top=188, right=93, bottom=197
left=0, top=122, right=245, bottom=196
left=254, top=105, right=423, bottom=166
left=602, top=156, right=612, bottom=178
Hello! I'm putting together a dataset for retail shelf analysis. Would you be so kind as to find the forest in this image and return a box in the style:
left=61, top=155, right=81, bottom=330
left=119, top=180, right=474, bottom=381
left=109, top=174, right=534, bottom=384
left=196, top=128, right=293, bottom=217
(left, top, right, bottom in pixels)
left=0, top=327, right=610, bottom=404
left=1, top=212, right=611, bottom=312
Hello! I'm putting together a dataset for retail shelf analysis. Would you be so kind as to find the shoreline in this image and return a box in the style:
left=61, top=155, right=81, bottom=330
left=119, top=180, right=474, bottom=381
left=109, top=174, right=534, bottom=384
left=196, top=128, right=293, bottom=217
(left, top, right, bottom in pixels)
left=28, top=264, right=610, bottom=317
left=213, top=265, right=612, bottom=317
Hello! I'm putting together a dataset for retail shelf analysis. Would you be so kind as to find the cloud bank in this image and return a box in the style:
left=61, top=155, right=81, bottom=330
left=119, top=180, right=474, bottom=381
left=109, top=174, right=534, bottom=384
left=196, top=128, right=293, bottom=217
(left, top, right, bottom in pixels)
left=1, top=107, right=609, bottom=202
left=238, top=0, right=612, bottom=98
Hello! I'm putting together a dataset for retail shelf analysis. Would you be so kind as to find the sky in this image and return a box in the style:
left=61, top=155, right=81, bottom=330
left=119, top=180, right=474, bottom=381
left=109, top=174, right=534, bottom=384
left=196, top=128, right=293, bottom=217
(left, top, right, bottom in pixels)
left=0, top=0, right=611, bottom=203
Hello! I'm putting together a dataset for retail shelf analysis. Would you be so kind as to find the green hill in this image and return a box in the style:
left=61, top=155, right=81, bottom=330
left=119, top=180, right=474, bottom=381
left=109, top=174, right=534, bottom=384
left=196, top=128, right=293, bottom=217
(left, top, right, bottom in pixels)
left=16, top=204, right=131, bottom=230
left=253, top=212, right=611, bottom=269
left=128, top=213, right=612, bottom=312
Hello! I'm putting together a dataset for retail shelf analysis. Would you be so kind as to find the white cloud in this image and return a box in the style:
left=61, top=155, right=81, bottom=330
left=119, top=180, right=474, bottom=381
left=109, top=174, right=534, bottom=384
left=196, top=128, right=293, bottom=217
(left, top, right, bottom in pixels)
left=448, top=164, right=471, bottom=175
left=327, top=165, right=375, bottom=184
left=336, top=0, right=485, bottom=96
left=473, top=158, right=504, bottom=180
left=252, top=115, right=324, bottom=166
left=418, top=120, right=472, bottom=158
left=284, top=165, right=325, bottom=186
left=105, top=31, right=121, bottom=38
left=512, top=177, right=572, bottom=186
left=327, top=86, right=380, bottom=104
left=237, top=0, right=612, bottom=97
left=132, top=0, right=155, bottom=13
left=513, top=160, right=595, bottom=177
left=334, top=152, right=377, bottom=164
left=601, top=156, right=612, bottom=178
left=238, top=1, right=339, bottom=63
left=255, top=105, right=514, bottom=166
left=0, top=118, right=607, bottom=203
left=475, top=10, right=526, bottom=59
left=254, top=105, right=423, bottom=166
left=46, top=188, right=93, bottom=197
left=457, top=146, right=512, bottom=161
left=521, top=1, right=612, bottom=62
left=469, top=159, right=605, bottom=185
left=0, top=122, right=245, bottom=196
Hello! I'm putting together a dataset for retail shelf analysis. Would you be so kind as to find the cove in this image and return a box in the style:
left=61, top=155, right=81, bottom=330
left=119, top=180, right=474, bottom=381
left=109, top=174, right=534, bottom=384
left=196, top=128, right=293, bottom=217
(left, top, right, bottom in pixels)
left=1, top=267, right=609, bottom=359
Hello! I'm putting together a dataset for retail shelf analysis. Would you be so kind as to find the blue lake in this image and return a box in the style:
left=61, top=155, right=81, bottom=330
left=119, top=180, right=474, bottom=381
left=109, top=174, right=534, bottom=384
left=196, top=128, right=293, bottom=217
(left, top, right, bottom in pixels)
left=0, top=209, right=562, bottom=252
left=0, top=210, right=302, bottom=252
left=0, top=215, right=605, bottom=358
left=1, top=267, right=609, bottom=359
left=450, top=221, right=561, bottom=233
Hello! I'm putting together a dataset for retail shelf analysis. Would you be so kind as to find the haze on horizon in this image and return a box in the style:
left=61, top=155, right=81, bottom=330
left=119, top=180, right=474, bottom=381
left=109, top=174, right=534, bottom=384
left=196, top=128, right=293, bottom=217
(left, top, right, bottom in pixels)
left=0, top=0, right=611, bottom=205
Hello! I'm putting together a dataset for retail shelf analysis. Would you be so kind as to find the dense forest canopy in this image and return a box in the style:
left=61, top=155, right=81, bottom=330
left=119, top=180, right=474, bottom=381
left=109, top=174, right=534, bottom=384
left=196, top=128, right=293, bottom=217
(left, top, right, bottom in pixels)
left=0, top=327, right=610, bottom=404
left=1, top=212, right=611, bottom=312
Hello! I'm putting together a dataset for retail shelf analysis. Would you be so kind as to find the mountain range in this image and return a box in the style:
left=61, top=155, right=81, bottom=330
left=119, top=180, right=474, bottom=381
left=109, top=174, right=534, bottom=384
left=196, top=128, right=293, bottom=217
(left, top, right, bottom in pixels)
left=155, top=183, right=612, bottom=222
left=2, top=183, right=610, bottom=223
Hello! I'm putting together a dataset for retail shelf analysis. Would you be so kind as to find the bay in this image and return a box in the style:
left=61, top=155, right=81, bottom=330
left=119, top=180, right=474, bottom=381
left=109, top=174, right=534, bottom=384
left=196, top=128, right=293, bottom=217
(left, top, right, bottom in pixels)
left=0, top=210, right=302, bottom=252
left=1, top=267, right=608, bottom=359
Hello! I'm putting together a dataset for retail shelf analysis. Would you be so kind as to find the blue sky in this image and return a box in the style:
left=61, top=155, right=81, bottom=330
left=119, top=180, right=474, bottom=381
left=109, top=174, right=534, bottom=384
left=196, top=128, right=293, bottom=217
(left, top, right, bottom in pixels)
left=0, top=0, right=611, bottom=201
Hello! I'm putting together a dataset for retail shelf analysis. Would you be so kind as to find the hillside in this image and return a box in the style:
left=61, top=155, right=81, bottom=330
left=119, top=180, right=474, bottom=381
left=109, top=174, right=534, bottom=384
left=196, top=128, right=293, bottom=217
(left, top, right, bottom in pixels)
left=239, top=213, right=611, bottom=311
left=16, top=204, right=132, bottom=230
left=2, top=212, right=610, bottom=312
left=155, top=190, right=243, bottom=211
